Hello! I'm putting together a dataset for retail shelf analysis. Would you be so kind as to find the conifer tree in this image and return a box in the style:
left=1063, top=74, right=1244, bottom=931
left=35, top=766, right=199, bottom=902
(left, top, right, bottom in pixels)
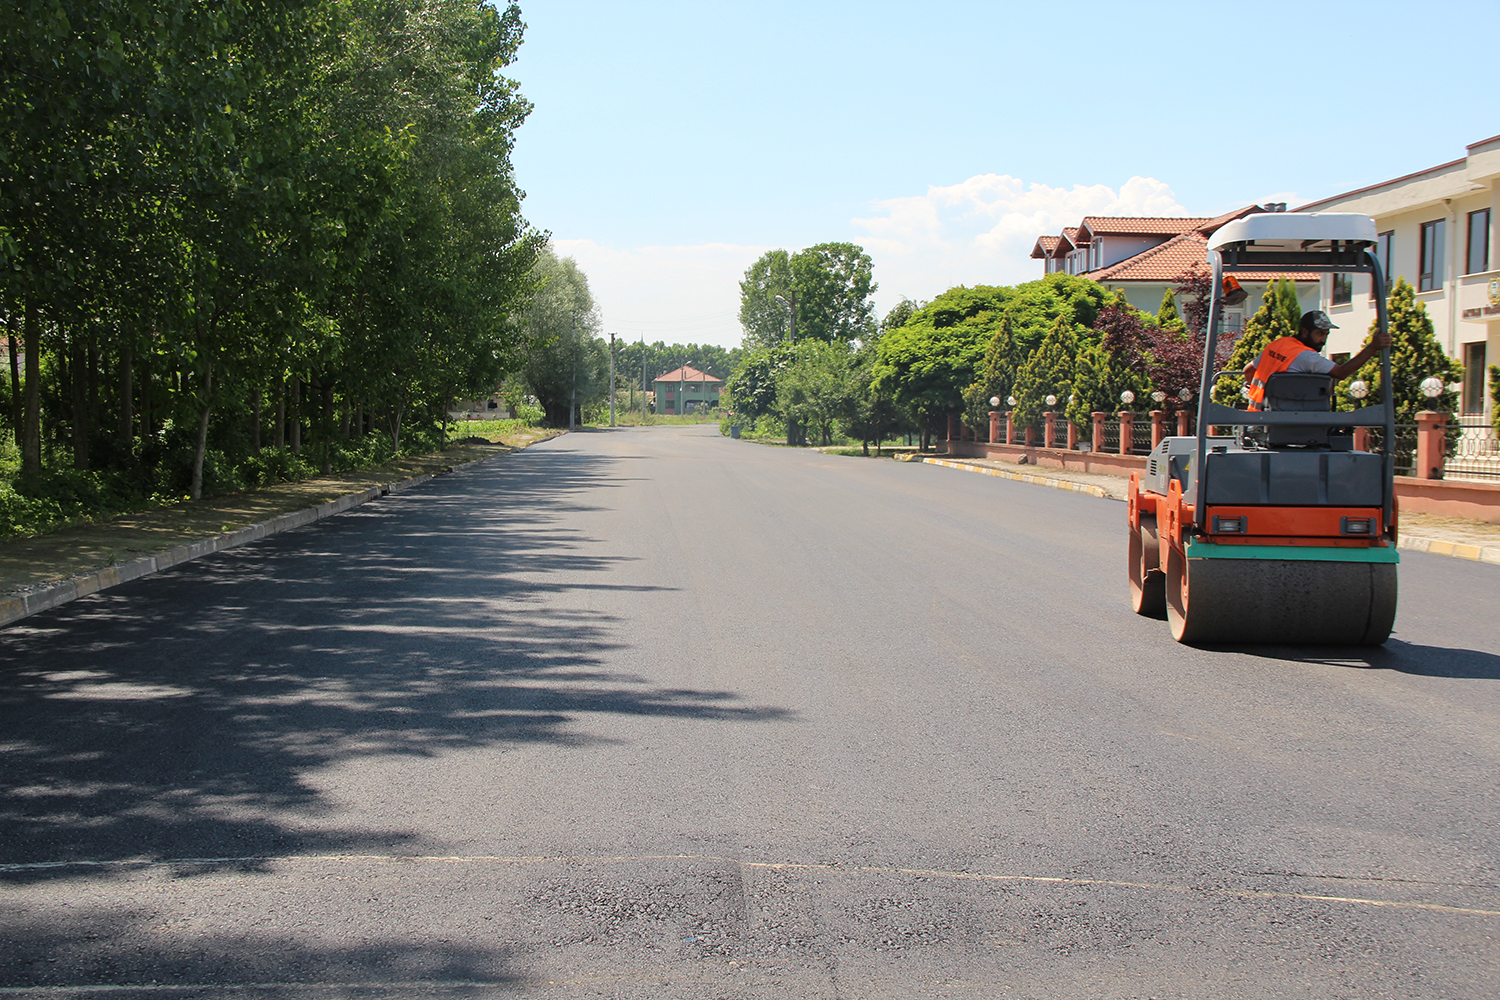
left=1338, top=277, right=1460, bottom=420
left=961, top=307, right=1019, bottom=432
left=1011, top=315, right=1078, bottom=427
left=1156, top=289, right=1182, bottom=331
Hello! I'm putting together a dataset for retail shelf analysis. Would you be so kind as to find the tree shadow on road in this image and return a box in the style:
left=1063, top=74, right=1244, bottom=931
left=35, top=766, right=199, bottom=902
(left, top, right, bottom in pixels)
left=0, top=447, right=792, bottom=885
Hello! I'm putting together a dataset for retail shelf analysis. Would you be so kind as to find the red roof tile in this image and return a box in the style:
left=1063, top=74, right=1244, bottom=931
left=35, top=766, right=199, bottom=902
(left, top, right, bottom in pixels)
left=1077, top=216, right=1212, bottom=240
left=1088, top=232, right=1317, bottom=284
left=1031, top=236, right=1061, bottom=258
left=655, top=365, right=722, bottom=384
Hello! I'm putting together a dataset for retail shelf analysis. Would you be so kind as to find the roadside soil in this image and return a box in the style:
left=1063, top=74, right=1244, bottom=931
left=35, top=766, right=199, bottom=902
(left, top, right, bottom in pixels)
left=0, top=427, right=561, bottom=598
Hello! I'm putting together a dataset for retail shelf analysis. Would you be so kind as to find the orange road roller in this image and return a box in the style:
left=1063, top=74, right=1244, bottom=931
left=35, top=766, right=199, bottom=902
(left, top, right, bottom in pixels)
left=1128, top=212, right=1398, bottom=644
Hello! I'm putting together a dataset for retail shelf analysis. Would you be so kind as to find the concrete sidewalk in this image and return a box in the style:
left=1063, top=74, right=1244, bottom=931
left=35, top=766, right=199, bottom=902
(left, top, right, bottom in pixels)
left=0, top=429, right=561, bottom=628
left=912, top=453, right=1500, bottom=567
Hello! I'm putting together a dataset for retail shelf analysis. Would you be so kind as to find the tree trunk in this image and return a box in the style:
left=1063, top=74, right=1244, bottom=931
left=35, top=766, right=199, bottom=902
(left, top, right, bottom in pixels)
left=23, top=301, right=39, bottom=477
left=190, top=358, right=213, bottom=501
left=290, top=378, right=301, bottom=454
left=250, top=387, right=261, bottom=454
left=388, top=400, right=403, bottom=453
left=320, top=377, right=333, bottom=474
left=274, top=377, right=285, bottom=449
left=140, top=351, right=153, bottom=440
left=71, top=331, right=89, bottom=470
left=6, top=312, right=20, bottom=433
left=118, top=342, right=133, bottom=454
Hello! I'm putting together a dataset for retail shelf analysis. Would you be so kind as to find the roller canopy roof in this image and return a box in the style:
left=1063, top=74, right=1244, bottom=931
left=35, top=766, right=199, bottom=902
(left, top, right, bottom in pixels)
left=1207, top=212, right=1378, bottom=253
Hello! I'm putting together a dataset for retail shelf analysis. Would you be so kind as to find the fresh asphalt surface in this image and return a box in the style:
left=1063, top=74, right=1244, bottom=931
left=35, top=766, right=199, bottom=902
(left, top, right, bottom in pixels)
left=3, top=425, right=1499, bottom=999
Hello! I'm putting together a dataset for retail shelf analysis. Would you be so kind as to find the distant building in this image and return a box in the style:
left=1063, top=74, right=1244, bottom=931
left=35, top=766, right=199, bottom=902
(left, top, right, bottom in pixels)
left=652, top=365, right=722, bottom=415
left=1031, top=206, right=1319, bottom=337
left=1296, top=134, right=1499, bottom=418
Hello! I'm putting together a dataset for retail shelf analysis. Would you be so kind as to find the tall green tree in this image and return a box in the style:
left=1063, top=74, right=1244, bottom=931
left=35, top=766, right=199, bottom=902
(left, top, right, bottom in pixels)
left=1337, top=277, right=1460, bottom=421
left=738, top=242, right=877, bottom=349
left=519, top=250, right=607, bottom=427
left=1011, top=316, right=1079, bottom=427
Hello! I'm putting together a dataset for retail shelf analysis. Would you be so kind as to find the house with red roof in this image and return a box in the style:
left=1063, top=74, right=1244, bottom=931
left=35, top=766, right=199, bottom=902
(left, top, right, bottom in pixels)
left=1032, top=205, right=1319, bottom=338
left=652, top=365, right=722, bottom=415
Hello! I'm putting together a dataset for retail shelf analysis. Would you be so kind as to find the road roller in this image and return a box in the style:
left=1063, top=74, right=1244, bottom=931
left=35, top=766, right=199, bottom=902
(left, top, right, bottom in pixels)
left=1127, top=212, right=1398, bottom=644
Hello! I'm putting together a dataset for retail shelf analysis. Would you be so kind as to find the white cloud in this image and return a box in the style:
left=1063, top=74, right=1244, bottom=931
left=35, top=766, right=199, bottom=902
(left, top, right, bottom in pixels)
left=553, top=239, right=768, bottom=349
left=556, top=174, right=1195, bottom=349
left=852, top=173, right=1190, bottom=318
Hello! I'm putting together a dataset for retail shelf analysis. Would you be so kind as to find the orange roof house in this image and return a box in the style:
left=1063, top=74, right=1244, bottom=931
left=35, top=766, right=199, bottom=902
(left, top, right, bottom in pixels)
left=652, top=365, right=723, bottom=415
left=1032, top=205, right=1318, bottom=333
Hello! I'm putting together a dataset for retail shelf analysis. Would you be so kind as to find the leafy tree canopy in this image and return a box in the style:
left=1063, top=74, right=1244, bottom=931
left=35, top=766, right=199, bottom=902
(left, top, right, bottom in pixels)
left=738, top=243, right=877, bottom=349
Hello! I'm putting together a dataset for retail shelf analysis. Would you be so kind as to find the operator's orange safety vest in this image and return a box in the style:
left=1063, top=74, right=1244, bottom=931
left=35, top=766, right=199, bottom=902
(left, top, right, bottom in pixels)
left=1245, top=336, right=1314, bottom=411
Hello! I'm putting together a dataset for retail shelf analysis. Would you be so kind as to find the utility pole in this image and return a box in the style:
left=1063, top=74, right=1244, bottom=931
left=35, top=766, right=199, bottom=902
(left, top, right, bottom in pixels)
left=568, top=315, right=577, bottom=431
left=641, top=337, right=648, bottom=418
left=608, top=333, right=616, bottom=427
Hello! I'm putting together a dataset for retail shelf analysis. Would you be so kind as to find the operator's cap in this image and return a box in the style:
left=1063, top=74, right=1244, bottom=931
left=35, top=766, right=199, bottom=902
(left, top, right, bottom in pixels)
left=1300, top=309, right=1338, bottom=331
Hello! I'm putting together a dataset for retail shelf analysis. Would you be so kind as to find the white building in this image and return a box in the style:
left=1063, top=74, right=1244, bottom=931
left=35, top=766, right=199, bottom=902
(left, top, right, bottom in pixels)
left=1297, top=135, right=1499, bottom=418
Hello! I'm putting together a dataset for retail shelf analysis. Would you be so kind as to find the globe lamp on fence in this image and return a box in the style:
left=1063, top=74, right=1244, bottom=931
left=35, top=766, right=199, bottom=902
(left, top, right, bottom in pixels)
left=1420, top=376, right=1444, bottom=400
left=1045, top=395, right=1057, bottom=407
left=990, top=396, right=1000, bottom=408
left=1151, top=390, right=1167, bottom=404
left=1348, top=379, right=1369, bottom=401
left=1120, top=390, right=1135, bottom=405
left=1007, top=395, right=1017, bottom=407
left=1178, top=387, right=1193, bottom=402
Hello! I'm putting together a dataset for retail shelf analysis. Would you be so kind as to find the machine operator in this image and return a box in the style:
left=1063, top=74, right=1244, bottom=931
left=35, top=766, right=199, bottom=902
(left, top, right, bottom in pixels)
left=1243, top=310, right=1391, bottom=411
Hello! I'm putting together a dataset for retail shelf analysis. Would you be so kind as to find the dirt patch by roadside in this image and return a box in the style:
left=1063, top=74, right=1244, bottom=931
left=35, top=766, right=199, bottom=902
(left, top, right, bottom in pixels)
left=0, top=427, right=560, bottom=598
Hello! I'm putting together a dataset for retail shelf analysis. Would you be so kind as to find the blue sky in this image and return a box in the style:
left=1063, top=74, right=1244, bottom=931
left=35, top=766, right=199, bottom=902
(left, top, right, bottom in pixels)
left=507, top=0, right=1500, bottom=348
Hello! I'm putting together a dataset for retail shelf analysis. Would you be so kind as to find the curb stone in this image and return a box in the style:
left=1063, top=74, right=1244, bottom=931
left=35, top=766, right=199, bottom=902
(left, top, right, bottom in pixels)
left=914, top=456, right=1499, bottom=567
left=914, top=456, right=1116, bottom=500
left=1396, top=534, right=1500, bottom=566
left=0, top=473, right=439, bottom=629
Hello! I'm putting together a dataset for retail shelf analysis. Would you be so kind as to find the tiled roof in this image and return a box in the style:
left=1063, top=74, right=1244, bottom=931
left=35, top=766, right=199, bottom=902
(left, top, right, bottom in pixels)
left=1194, top=205, right=1264, bottom=235
left=1057, top=227, right=1081, bottom=251
left=1088, top=232, right=1317, bottom=283
left=1031, top=236, right=1061, bottom=258
left=655, top=364, right=722, bottom=384
left=1077, top=216, right=1212, bottom=239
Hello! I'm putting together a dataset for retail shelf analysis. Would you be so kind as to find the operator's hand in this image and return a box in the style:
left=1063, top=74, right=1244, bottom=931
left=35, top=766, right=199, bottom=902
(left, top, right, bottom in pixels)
left=1370, top=330, right=1393, bottom=351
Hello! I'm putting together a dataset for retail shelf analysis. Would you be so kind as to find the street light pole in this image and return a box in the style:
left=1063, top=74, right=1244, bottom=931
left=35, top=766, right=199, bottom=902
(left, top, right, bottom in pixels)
left=568, top=315, right=577, bottom=431
left=774, top=291, right=797, bottom=343
left=608, top=333, right=616, bottom=427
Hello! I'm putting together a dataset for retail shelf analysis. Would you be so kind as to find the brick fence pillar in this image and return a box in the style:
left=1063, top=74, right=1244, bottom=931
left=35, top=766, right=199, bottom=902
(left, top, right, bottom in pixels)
left=1092, top=411, right=1106, bottom=452
left=1067, top=420, right=1078, bottom=451
left=946, top=413, right=958, bottom=446
left=1117, top=411, right=1133, bottom=456
left=1176, top=410, right=1190, bottom=437
left=1415, top=410, right=1448, bottom=479
left=1043, top=411, right=1056, bottom=449
left=1352, top=426, right=1371, bottom=452
left=1005, top=411, right=1015, bottom=445
left=988, top=410, right=1000, bottom=444
left=1150, top=410, right=1166, bottom=448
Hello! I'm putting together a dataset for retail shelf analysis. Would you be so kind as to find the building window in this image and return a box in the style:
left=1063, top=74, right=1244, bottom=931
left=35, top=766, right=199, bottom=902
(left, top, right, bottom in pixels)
left=1463, top=342, right=1487, bottom=415
left=1373, top=230, right=1393, bottom=296
left=1419, top=218, right=1445, bottom=292
left=1331, top=273, right=1353, bottom=306
left=1468, top=208, right=1491, bottom=274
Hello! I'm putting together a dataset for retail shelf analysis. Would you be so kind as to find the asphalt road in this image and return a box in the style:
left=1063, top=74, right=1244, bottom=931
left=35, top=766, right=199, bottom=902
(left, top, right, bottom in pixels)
left=3, top=425, right=1499, bottom=999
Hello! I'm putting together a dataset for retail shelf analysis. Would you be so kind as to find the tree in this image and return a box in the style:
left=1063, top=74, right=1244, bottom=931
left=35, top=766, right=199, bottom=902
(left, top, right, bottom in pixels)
left=844, top=341, right=905, bottom=455
left=1011, top=316, right=1079, bottom=427
left=1068, top=340, right=1148, bottom=428
left=738, top=242, right=877, bottom=349
left=1489, top=363, right=1500, bottom=435
left=777, top=340, right=856, bottom=446
left=518, top=250, right=608, bottom=427
left=723, top=345, right=787, bottom=421
left=880, top=298, right=921, bottom=336
left=960, top=307, right=1019, bottom=433
left=1337, top=277, right=1460, bottom=422
left=1156, top=289, right=1183, bottom=333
